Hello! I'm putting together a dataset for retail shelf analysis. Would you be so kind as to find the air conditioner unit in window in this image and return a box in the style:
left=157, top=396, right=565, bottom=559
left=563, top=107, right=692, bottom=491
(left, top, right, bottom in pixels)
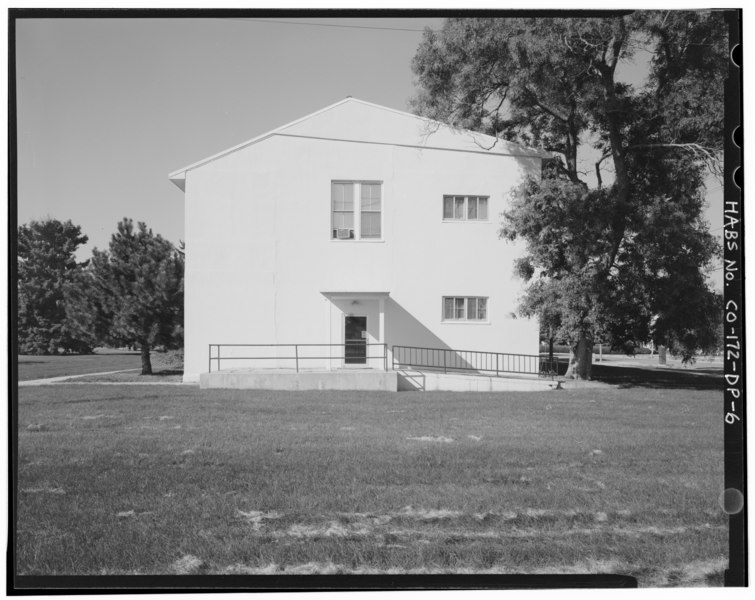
left=336, top=228, right=352, bottom=239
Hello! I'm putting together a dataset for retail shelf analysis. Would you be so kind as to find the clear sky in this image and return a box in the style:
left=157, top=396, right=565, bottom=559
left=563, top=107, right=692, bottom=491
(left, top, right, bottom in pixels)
left=16, top=16, right=445, bottom=255
left=15, top=14, right=723, bottom=288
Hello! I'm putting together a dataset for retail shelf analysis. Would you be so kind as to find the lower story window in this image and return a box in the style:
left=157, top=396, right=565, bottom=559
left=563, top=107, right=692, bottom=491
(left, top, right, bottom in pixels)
left=443, top=296, right=488, bottom=321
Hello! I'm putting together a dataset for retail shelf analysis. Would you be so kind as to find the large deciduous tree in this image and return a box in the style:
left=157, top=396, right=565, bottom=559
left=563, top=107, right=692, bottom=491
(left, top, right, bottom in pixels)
left=67, top=218, right=184, bottom=375
left=412, top=12, right=726, bottom=378
left=17, top=218, right=92, bottom=354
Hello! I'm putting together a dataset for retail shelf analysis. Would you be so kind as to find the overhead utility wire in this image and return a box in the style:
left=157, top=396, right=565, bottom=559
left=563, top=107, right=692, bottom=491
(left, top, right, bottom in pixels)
left=225, top=18, right=720, bottom=44
left=224, top=18, right=430, bottom=33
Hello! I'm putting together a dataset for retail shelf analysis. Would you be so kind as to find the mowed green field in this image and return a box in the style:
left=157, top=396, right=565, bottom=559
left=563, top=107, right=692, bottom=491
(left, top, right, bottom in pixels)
left=18, top=352, right=141, bottom=381
left=16, top=383, right=726, bottom=585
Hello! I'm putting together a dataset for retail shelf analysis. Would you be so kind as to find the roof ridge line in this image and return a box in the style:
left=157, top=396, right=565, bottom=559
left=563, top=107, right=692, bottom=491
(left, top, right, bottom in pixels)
left=271, top=131, right=547, bottom=159
left=345, top=97, right=545, bottom=155
left=168, top=98, right=548, bottom=187
left=168, top=97, right=352, bottom=179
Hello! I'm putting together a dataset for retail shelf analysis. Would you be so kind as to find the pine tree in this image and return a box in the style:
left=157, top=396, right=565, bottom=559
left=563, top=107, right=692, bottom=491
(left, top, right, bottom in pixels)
left=67, top=218, right=184, bottom=374
left=17, top=218, right=91, bottom=354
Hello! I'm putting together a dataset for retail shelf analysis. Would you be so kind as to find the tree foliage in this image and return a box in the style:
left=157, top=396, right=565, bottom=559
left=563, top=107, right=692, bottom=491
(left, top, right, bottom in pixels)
left=412, top=12, right=726, bottom=376
left=67, top=218, right=184, bottom=374
left=17, top=218, right=91, bottom=354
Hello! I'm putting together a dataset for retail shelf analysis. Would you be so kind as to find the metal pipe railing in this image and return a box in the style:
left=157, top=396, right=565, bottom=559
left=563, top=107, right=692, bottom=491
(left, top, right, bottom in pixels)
left=391, top=345, right=562, bottom=379
left=208, top=343, right=389, bottom=373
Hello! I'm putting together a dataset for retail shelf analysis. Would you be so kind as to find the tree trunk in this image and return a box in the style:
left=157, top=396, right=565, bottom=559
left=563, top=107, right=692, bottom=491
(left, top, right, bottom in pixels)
left=140, top=343, right=152, bottom=375
left=597, top=24, right=631, bottom=276
left=548, top=337, right=554, bottom=363
left=564, top=332, right=593, bottom=380
left=658, top=345, right=667, bottom=366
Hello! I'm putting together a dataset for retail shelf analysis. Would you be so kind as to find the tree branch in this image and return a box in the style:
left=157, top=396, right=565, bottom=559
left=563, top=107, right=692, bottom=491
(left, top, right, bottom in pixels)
left=470, top=92, right=509, bottom=152
left=626, top=143, right=724, bottom=178
left=594, top=151, right=612, bottom=189
left=524, top=86, right=569, bottom=122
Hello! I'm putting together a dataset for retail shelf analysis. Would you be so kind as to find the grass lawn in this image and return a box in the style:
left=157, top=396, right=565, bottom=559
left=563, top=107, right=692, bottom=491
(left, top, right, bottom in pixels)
left=73, top=371, right=184, bottom=383
left=18, top=350, right=182, bottom=381
left=16, top=384, right=725, bottom=585
left=17, top=352, right=141, bottom=381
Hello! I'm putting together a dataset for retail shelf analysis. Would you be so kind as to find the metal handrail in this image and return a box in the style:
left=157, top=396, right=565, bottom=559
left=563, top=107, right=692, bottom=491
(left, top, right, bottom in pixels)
left=208, top=343, right=388, bottom=373
left=392, top=345, right=562, bottom=379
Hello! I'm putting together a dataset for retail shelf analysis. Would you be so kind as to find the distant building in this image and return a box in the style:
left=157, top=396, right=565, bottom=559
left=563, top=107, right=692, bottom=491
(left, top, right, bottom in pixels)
left=169, top=98, right=546, bottom=385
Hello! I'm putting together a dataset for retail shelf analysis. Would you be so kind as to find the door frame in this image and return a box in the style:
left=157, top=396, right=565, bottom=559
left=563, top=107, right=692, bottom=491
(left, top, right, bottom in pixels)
left=343, top=313, right=368, bottom=368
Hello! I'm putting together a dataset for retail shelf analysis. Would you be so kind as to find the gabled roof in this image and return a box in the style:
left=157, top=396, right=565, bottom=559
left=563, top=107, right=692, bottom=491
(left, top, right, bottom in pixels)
left=168, top=97, right=550, bottom=190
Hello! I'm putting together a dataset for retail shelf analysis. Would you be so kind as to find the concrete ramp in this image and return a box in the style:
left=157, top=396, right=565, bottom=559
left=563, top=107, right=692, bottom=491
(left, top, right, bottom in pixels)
left=397, top=369, right=557, bottom=392
left=200, top=369, right=398, bottom=391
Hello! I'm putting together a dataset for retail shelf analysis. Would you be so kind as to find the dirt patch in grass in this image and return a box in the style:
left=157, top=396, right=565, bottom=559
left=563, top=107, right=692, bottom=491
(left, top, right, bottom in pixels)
left=395, top=506, right=463, bottom=521
left=170, top=554, right=205, bottom=575
left=237, top=510, right=283, bottom=530
left=215, top=556, right=726, bottom=579
left=21, top=486, right=65, bottom=495
left=406, top=436, right=455, bottom=443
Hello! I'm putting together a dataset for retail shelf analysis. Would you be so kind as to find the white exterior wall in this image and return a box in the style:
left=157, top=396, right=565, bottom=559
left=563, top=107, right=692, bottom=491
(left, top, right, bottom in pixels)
left=183, top=134, right=540, bottom=381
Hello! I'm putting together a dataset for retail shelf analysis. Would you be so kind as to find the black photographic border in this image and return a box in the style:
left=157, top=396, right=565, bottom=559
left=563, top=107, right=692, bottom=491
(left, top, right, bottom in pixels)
left=6, top=6, right=745, bottom=593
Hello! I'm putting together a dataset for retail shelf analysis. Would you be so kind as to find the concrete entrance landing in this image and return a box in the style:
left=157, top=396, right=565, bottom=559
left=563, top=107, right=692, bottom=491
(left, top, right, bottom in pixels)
left=200, top=368, right=398, bottom=391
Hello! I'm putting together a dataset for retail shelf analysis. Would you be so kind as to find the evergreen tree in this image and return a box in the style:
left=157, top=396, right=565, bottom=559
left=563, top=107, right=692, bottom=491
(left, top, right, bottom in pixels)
left=17, top=218, right=91, bottom=354
left=67, top=218, right=184, bottom=374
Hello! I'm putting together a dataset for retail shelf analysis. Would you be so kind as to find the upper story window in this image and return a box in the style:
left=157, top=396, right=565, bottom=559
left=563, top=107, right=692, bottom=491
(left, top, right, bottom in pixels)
left=360, top=183, right=382, bottom=239
left=443, top=296, right=488, bottom=321
left=332, top=181, right=382, bottom=240
left=443, top=195, right=488, bottom=221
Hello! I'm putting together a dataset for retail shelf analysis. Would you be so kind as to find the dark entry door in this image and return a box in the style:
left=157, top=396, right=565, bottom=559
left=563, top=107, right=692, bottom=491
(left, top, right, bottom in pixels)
left=345, top=316, right=367, bottom=365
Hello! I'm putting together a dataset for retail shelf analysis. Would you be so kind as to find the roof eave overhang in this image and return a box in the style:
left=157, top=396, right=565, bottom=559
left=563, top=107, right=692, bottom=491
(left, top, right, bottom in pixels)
left=169, top=173, right=186, bottom=191
left=321, top=291, right=391, bottom=301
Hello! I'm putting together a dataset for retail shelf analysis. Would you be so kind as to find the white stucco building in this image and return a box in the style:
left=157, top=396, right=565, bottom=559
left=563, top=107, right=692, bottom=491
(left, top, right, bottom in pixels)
left=169, top=98, right=546, bottom=386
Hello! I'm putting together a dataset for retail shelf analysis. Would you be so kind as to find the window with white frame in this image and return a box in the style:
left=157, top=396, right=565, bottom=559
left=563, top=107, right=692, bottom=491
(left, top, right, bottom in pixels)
left=442, top=195, right=489, bottom=221
left=332, top=182, right=354, bottom=239
left=360, top=183, right=382, bottom=238
left=443, top=296, right=488, bottom=321
left=332, top=181, right=382, bottom=240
